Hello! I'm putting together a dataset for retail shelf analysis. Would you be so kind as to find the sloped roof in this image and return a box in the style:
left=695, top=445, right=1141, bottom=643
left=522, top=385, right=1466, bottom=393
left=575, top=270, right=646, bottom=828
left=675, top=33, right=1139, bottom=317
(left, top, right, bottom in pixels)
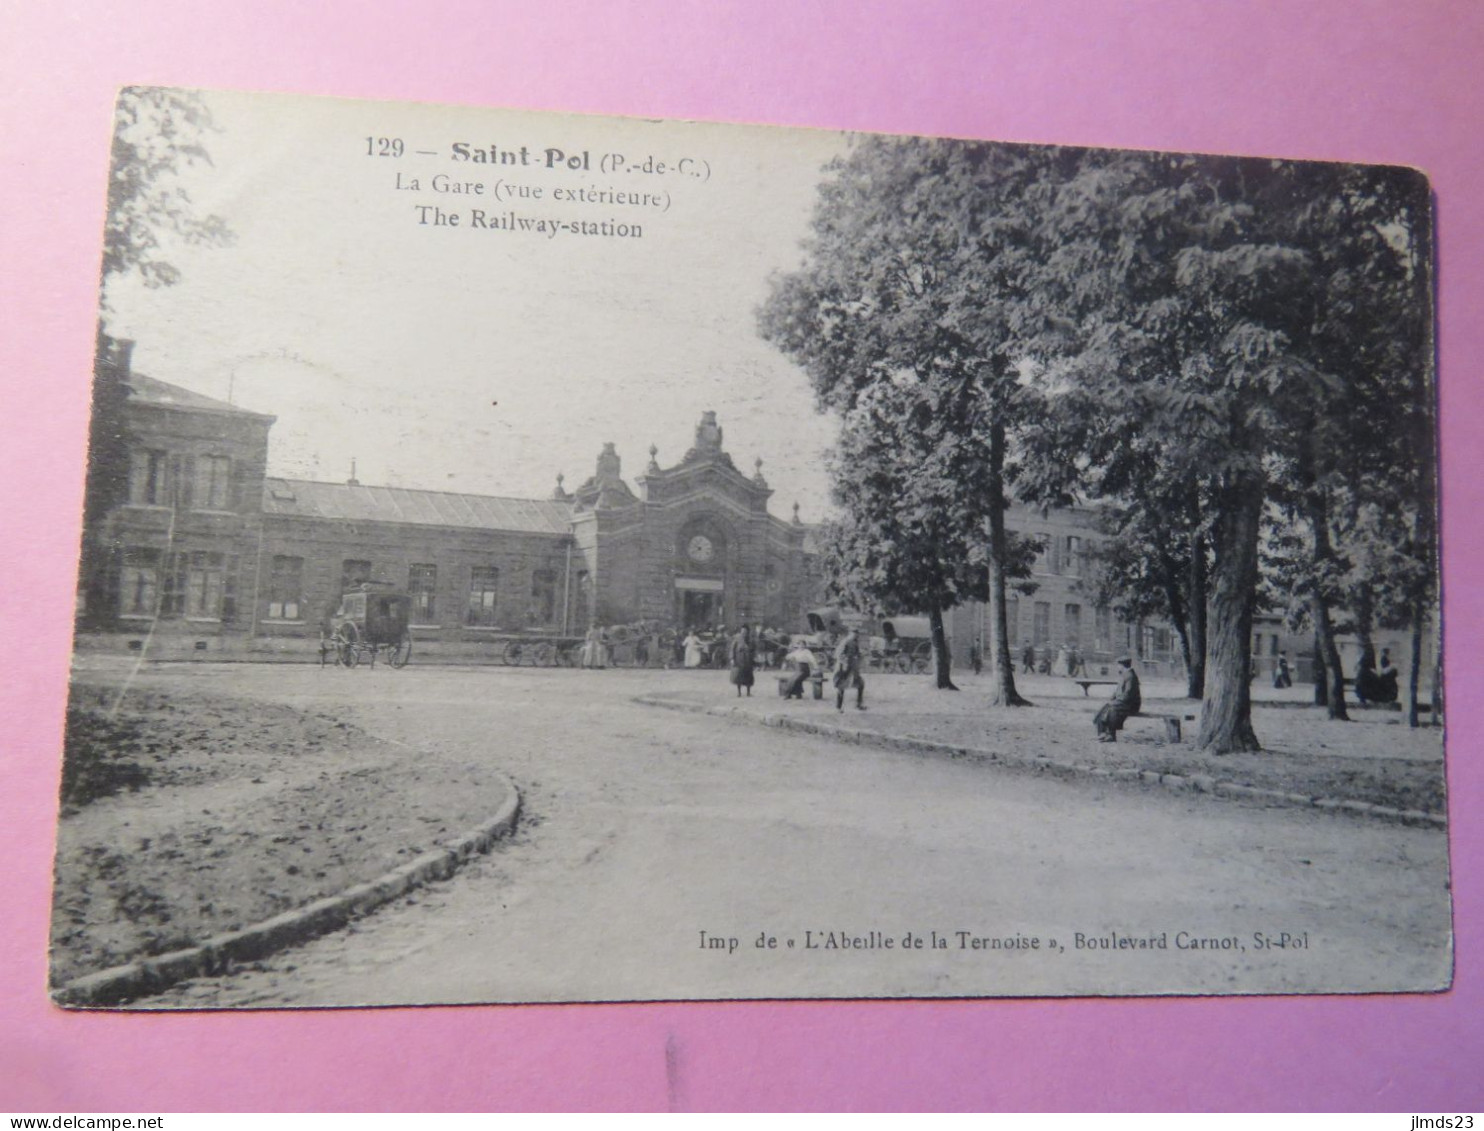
left=263, top=478, right=572, bottom=536
left=126, top=373, right=275, bottom=419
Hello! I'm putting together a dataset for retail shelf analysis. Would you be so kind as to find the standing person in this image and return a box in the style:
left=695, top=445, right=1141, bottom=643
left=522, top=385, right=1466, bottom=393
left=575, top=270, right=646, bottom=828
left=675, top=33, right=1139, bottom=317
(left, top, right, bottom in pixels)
left=729, top=625, right=756, bottom=697
left=1053, top=643, right=1071, bottom=678
left=969, top=641, right=983, bottom=676
left=1273, top=652, right=1293, bottom=689
left=683, top=628, right=704, bottom=669
left=834, top=627, right=866, bottom=712
left=1021, top=642, right=1036, bottom=675
left=1094, top=656, right=1142, bottom=743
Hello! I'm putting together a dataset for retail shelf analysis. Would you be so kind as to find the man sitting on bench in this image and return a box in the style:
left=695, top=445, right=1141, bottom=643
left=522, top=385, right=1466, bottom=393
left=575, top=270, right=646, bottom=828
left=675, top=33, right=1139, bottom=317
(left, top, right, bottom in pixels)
left=1094, top=656, right=1141, bottom=743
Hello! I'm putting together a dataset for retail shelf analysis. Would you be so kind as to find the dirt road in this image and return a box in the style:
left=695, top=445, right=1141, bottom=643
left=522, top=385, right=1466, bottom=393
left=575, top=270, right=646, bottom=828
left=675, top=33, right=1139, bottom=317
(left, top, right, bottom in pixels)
left=133, top=663, right=1449, bottom=1006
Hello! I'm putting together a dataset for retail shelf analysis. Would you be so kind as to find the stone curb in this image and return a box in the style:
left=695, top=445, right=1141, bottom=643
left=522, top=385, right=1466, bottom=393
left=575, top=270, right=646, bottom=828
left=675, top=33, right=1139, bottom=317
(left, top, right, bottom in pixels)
left=634, top=695, right=1446, bottom=831
left=52, top=779, right=522, bottom=1008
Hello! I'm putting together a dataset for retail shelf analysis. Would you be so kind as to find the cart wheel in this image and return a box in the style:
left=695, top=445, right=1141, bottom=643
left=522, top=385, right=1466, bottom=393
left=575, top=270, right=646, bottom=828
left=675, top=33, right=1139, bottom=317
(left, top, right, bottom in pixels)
left=503, top=640, right=525, bottom=666
left=338, top=623, right=360, bottom=668
left=528, top=641, right=553, bottom=667
left=388, top=632, right=412, bottom=669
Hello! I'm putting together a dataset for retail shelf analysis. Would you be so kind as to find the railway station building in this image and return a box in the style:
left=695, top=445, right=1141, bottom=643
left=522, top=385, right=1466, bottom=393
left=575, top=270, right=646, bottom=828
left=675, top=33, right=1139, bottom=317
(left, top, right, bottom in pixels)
left=79, top=365, right=826, bottom=660
left=86, top=360, right=1410, bottom=683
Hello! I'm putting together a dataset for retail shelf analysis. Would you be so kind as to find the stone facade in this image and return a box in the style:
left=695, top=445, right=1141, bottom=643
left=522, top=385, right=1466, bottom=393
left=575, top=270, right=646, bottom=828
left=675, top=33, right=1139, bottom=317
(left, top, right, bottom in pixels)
left=85, top=375, right=822, bottom=652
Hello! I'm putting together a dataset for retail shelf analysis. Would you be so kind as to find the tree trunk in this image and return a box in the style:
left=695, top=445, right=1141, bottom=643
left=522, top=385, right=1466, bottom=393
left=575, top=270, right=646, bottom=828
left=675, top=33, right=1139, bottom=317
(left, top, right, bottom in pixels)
left=1407, top=600, right=1424, bottom=728
left=80, top=327, right=132, bottom=631
left=1197, top=477, right=1263, bottom=753
left=1157, top=550, right=1195, bottom=697
left=1354, top=583, right=1376, bottom=674
left=985, top=423, right=1030, bottom=706
left=1312, top=626, right=1328, bottom=706
left=1310, top=589, right=1349, bottom=721
left=929, top=603, right=958, bottom=690
left=1185, top=527, right=1208, bottom=699
left=1305, top=494, right=1349, bottom=721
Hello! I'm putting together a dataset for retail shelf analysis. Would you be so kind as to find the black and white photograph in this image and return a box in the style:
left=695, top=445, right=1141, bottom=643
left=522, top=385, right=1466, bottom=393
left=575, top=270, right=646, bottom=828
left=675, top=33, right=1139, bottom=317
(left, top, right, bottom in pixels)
left=53, top=87, right=1449, bottom=1008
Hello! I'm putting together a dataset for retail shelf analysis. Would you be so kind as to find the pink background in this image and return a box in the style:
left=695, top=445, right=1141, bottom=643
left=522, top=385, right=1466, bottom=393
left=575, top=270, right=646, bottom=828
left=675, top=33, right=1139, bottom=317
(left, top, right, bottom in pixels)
left=2, top=0, right=1480, bottom=1111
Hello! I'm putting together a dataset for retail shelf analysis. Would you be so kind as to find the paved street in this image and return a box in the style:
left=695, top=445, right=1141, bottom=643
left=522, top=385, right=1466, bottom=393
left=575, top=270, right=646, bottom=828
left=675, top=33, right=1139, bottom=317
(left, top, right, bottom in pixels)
left=139, top=663, right=1451, bottom=1006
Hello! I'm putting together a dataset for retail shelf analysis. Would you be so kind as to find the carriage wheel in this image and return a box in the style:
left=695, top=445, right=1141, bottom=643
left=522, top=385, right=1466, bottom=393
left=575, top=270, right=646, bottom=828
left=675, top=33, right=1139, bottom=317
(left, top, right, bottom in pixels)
left=531, top=641, right=555, bottom=667
left=502, top=640, right=524, bottom=666
left=337, top=623, right=360, bottom=668
left=388, top=632, right=413, bottom=669
left=556, top=641, right=578, bottom=667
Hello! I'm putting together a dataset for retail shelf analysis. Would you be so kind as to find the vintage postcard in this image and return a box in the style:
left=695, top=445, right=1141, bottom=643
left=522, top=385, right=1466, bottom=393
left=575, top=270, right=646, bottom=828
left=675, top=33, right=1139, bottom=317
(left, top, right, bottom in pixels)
left=52, top=87, right=1448, bottom=1008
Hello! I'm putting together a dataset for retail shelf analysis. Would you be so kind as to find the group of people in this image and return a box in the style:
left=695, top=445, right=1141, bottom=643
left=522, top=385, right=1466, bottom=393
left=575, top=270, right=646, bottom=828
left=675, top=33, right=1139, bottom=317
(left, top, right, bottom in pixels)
left=679, top=624, right=789, bottom=670
left=1018, top=642, right=1084, bottom=677
left=727, top=624, right=866, bottom=712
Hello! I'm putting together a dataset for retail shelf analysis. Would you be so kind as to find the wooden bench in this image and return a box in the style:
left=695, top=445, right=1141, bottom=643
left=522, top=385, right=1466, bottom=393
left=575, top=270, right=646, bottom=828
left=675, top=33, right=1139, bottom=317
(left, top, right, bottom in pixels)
left=1129, top=712, right=1196, bottom=742
left=777, top=672, right=826, bottom=700
left=1074, top=679, right=1117, bottom=696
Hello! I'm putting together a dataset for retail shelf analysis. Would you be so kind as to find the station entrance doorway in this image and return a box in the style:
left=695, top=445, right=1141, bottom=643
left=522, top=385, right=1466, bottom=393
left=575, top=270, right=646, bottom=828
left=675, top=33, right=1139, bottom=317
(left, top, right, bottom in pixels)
left=676, top=577, right=725, bottom=630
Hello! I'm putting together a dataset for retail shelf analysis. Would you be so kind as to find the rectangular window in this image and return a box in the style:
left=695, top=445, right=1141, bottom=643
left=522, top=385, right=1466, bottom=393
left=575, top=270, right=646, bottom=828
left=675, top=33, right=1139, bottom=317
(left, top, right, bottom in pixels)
left=1065, top=536, right=1082, bottom=577
left=1064, top=603, right=1082, bottom=646
left=268, top=555, right=304, bottom=620
left=408, top=564, right=437, bottom=623
left=341, top=559, right=372, bottom=595
left=1095, top=606, right=1113, bottom=652
left=1032, top=535, right=1051, bottom=574
left=466, top=566, right=500, bottom=627
left=184, top=551, right=226, bottom=619
left=1033, top=601, right=1051, bottom=646
left=128, top=449, right=169, bottom=505
left=118, top=547, right=160, bottom=617
left=531, top=568, right=557, bottom=626
left=195, top=455, right=232, bottom=510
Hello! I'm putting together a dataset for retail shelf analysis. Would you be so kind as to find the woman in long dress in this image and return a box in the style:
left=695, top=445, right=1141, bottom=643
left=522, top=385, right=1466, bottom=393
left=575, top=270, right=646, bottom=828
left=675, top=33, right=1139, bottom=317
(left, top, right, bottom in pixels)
left=729, top=626, right=756, bottom=697
left=580, top=624, right=608, bottom=669
left=683, top=629, right=704, bottom=668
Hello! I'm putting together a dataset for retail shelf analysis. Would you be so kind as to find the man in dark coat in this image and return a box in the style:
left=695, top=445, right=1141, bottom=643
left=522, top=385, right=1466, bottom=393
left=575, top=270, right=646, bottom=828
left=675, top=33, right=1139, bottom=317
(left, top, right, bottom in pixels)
left=1094, top=656, right=1141, bottom=742
left=834, top=629, right=866, bottom=712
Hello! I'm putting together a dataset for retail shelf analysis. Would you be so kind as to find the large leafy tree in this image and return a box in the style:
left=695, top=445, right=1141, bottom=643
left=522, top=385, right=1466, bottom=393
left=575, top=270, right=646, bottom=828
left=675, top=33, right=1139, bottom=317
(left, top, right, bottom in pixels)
left=817, top=377, right=1039, bottom=689
left=1023, top=152, right=1346, bottom=752
left=81, top=88, right=231, bottom=626
left=759, top=135, right=1075, bottom=705
left=1031, top=150, right=1434, bottom=751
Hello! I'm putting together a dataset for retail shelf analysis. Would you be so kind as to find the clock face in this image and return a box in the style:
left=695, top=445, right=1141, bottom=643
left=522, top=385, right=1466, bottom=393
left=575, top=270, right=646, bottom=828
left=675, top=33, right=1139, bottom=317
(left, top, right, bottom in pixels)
left=687, top=534, right=715, bottom=563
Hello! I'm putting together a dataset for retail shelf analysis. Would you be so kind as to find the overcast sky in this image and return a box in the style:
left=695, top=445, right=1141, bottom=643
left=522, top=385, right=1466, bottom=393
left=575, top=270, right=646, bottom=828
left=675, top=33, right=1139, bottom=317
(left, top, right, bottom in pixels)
left=104, top=89, right=847, bottom=519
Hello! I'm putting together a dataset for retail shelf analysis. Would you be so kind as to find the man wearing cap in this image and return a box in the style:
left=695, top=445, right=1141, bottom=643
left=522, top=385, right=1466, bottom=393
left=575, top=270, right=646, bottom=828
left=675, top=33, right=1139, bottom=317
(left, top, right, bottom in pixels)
left=1094, top=656, right=1142, bottom=742
left=833, top=628, right=866, bottom=712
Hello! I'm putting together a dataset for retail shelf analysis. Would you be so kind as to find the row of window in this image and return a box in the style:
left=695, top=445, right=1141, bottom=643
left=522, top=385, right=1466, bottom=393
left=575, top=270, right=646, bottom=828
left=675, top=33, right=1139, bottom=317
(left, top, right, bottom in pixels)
left=119, top=548, right=239, bottom=620
left=128, top=450, right=234, bottom=510
left=267, top=557, right=569, bottom=628
left=997, top=597, right=1174, bottom=657
left=1027, top=533, right=1085, bottom=577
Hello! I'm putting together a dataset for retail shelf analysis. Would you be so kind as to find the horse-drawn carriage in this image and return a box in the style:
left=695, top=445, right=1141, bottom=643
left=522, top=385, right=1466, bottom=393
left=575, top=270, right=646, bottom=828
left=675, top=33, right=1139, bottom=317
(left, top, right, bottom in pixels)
left=321, top=583, right=413, bottom=669
left=798, top=608, right=934, bottom=674
left=876, top=616, right=935, bottom=674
